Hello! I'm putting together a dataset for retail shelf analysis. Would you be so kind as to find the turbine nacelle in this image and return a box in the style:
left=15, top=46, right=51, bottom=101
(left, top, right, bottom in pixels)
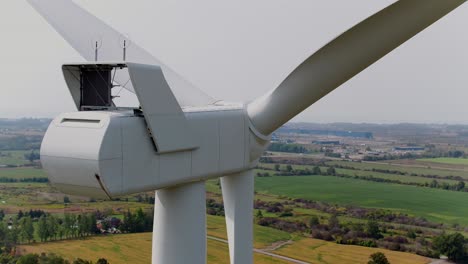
left=40, top=62, right=269, bottom=199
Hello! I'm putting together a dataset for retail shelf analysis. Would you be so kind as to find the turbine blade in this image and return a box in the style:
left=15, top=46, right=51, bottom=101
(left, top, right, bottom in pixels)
left=248, top=0, right=466, bottom=135
left=27, top=0, right=215, bottom=107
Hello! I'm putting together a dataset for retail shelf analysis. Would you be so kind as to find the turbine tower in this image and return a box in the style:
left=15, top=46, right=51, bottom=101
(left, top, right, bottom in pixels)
left=28, top=0, right=466, bottom=263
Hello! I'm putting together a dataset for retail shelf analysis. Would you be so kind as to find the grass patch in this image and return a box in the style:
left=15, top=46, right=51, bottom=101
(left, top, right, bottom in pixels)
left=0, top=168, right=46, bottom=179
left=418, top=158, right=468, bottom=166
left=0, top=150, right=29, bottom=166
left=207, top=215, right=291, bottom=248
left=255, top=176, right=468, bottom=225
left=328, top=160, right=468, bottom=179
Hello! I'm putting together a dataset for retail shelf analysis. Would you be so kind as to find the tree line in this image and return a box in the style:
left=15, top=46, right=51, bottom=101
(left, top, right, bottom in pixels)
left=0, top=252, right=108, bottom=264
left=258, top=164, right=468, bottom=193
left=0, top=208, right=153, bottom=255
left=267, top=143, right=308, bottom=154
left=0, top=178, right=48, bottom=183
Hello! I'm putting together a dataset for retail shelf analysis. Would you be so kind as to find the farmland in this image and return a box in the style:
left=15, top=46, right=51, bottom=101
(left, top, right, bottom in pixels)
left=2, top=119, right=468, bottom=262
left=18, top=226, right=430, bottom=264
left=0, top=150, right=30, bottom=166
left=255, top=175, right=468, bottom=225
left=260, top=163, right=461, bottom=184
left=327, top=160, right=468, bottom=179
left=0, top=161, right=465, bottom=262
left=418, top=157, right=468, bottom=166
left=0, top=167, right=46, bottom=178
left=276, top=237, right=429, bottom=264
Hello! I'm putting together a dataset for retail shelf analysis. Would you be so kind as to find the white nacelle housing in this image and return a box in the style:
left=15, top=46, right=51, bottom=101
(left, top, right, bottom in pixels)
left=41, top=107, right=268, bottom=199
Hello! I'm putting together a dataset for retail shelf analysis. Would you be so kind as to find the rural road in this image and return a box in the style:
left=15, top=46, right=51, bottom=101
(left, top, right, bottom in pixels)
left=207, top=236, right=310, bottom=264
left=429, top=259, right=453, bottom=264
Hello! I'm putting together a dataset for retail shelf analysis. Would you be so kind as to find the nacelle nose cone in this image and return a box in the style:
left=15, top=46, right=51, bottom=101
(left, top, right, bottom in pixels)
left=41, top=111, right=125, bottom=199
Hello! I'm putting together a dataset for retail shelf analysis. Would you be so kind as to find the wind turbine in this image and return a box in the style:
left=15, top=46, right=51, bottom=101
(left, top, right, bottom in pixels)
left=28, top=0, right=465, bottom=263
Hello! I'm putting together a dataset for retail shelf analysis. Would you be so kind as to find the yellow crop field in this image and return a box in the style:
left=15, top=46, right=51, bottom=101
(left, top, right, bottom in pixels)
left=18, top=233, right=432, bottom=264
left=275, top=238, right=431, bottom=264
left=18, top=233, right=288, bottom=264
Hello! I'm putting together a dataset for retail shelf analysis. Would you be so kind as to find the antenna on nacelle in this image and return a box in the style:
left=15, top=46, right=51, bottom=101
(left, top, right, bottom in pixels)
left=90, top=36, right=102, bottom=61
left=119, top=34, right=132, bottom=61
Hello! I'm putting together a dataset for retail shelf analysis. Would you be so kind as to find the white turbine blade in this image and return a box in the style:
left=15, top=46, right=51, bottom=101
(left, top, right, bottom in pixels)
left=248, top=0, right=466, bottom=136
left=27, top=0, right=215, bottom=107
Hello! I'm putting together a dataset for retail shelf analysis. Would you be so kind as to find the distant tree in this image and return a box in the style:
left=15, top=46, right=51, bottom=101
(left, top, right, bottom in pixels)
left=72, top=259, right=92, bottom=264
left=286, top=165, right=293, bottom=172
left=312, top=166, right=322, bottom=175
left=17, top=210, right=24, bottom=219
left=7, top=218, right=19, bottom=245
left=407, top=230, right=416, bottom=239
left=39, top=253, right=69, bottom=264
left=366, top=220, right=382, bottom=239
left=136, top=195, right=144, bottom=203
left=63, top=196, right=71, bottom=204
left=432, top=232, right=466, bottom=262
left=326, top=167, right=336, bottom=176
left=37, top=215, right=49, bottom=242
left=134, top=208, right=147, bottom=233
left=0, top=254, right=14, bottom=264
left=256, top=210, right=263, bottom=219
left=122, top=210, right=136, bottom=233
left=456, top=181, right=465, bottom=191
left=17, top=254, right=39, bottom=264
left=58, top=222, right=65, bottom=240
left=87, top=214, right=99, bottom=234
left=63, top=214, right=73, bottom=239
left=309, top=216, right=319, bottom=227
left=19, top=217, right=34, bottom=243
left=47, top=215, right=59, bottom=240
left=429, top=180, right=439, bottom=188
left=78, top=215, right=88, bottom=237
left=368, top=252, right=390, bottom=264
left=279, top=208, right=293, bottom=217
left=274, top=164, right=280, bottom=171
left=328, top=215, right=339, bottom=229
left=0, top=222, right=7, bottom=247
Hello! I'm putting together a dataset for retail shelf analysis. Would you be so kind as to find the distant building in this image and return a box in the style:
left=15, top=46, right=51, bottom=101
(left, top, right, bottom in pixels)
left=312, top=140, right=340, bottom=145
left=394, top=146, right=424, bottom=151
left=278, top=128, right=373, bottom=139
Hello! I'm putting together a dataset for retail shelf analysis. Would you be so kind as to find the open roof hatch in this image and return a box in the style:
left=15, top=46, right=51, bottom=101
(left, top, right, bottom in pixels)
left=62, top=62, right=127, bottom=111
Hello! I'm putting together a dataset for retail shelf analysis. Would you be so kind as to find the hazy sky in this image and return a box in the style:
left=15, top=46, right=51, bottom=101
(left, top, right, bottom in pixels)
left=1, top=0, right=468, bottom=124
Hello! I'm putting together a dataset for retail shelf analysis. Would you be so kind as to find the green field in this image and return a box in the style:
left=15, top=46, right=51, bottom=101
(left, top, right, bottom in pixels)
left=207, top=215, right=292, bottom=248
left=327, top=160, right=468, bottom=179
left=418, top=157, right=468, bottom=166
left=0, top=167, right=46, bottom=178
left=335, top=168, right=458, bottom=185
left=260, top=163, right=459, bottom=185
left=255, top=176, right=468, bottom=225
left=0, top=150, right=30, bottom=166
